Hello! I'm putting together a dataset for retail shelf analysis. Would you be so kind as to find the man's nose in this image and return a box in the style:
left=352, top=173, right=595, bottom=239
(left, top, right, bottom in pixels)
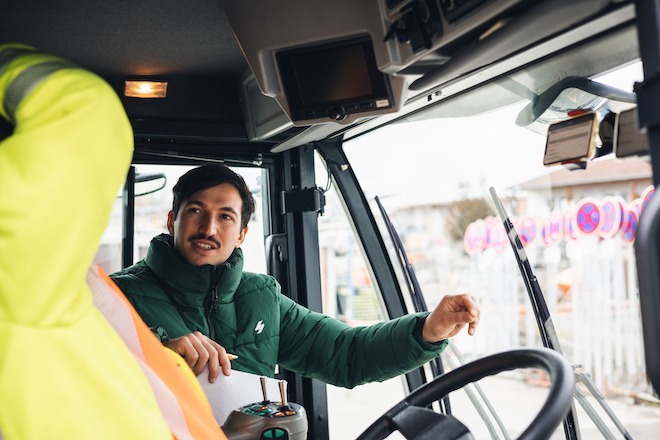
left=199, top=214, right=218, bottom=237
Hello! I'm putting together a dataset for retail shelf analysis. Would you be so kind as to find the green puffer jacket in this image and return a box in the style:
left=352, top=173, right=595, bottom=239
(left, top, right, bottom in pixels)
left=111, top=233, right=447, bottom=388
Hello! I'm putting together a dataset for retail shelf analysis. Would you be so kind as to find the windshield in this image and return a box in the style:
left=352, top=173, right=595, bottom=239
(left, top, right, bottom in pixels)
left=321, top=55, right=658, bottom=437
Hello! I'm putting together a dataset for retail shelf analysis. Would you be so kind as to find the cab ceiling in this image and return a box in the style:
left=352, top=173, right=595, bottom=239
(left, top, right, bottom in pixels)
left=1, top=1, right=250, bottom=126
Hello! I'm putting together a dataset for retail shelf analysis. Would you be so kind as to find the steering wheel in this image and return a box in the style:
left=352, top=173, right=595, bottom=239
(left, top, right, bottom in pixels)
left=357, top=348, right=575, bottom=440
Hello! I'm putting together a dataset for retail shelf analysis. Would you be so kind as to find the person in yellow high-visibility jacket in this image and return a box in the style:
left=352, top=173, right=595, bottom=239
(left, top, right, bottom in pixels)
left=0, top=44, right=225, bottom=439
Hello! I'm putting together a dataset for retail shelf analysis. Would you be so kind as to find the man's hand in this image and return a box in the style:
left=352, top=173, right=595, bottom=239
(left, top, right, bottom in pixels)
left=164, top=331, right=232, bottom=383
left=422, top=294, right=480, bottom=343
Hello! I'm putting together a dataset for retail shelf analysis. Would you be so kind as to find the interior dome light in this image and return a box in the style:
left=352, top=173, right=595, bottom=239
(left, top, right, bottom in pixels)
left=124, top=80, right=168, bottom=98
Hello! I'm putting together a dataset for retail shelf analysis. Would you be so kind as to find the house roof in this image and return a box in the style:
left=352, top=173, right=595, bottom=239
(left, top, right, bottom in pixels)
left=516, top=156, right=652, bottom=190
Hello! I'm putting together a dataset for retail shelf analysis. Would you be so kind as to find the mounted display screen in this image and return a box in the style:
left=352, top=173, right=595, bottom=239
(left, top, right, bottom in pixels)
left=543, top=112, right=598, bottom=166
left=276, top=36, right=393, bottom=122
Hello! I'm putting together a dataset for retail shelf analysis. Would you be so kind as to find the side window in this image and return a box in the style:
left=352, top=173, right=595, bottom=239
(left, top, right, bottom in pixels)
left=315, top=153, right=409, bottom=439
left=94, top=164, right=266, bottom=275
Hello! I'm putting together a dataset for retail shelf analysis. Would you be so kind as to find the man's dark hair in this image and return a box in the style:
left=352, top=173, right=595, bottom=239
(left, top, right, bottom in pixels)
left=172, top=164, right=256, bottom=229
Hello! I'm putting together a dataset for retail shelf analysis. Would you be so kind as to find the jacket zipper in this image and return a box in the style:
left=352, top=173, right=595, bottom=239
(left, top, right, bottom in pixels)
left=205, top=266, right=221, bottom=340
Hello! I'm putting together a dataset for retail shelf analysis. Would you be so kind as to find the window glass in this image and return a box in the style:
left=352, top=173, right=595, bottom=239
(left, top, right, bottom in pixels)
left=334, top=61, right=660, bottom=438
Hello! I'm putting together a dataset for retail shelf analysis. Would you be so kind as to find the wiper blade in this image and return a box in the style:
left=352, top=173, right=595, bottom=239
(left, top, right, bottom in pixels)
left=374, top=196, right=428, bottom=313
left=374, top=196, right=448, bottom=414
left=376, top=194, right=512, bottom=439
left=489, top=186, right=633, bottom=440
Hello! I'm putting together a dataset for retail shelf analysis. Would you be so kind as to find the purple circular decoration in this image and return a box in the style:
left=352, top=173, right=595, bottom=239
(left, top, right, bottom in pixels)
left=575, top=199, right=602, bottom=235
left=599, top=196, right=624, bottom=239
left=641, top=185, right=655, bottom=215
left=519, top=217, right=538, bottom=245
left=542, top=212, right=563, bottom=246
left=622, top=208, right=639, bottom=243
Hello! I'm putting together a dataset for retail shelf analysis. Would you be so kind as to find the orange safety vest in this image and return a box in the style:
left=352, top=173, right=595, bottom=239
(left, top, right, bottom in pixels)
left=89, top=266, right=227, bottom=440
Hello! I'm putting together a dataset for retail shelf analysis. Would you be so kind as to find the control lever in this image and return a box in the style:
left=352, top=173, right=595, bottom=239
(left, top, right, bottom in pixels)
left=278, top=380, right=289, bottom=409
left=260, top=376, right=270, bottom=404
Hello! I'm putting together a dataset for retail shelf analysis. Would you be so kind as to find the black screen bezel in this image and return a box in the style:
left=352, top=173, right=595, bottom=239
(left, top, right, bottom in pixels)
left=276, top=35, right=392, bottom=121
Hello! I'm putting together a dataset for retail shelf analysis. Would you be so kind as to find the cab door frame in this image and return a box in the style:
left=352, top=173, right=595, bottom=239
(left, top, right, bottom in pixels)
left=268, top=145, right=330, bottom=440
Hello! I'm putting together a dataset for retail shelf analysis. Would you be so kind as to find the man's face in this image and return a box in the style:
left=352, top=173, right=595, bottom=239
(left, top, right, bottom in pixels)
left=167, top=183, right=247, bottom=267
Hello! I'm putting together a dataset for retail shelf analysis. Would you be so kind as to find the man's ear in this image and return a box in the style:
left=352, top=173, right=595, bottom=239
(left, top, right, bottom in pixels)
left=236, top=226, right=248, bottom=248
left=167, top=211, right=175, bottom=235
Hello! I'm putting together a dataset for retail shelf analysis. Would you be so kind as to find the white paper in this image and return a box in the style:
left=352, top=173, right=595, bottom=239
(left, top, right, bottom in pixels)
left=198, top=368, right=284, bottom=425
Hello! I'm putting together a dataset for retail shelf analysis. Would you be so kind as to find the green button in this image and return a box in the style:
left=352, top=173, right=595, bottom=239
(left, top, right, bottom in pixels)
left=261, top=428, right=287, bottom=439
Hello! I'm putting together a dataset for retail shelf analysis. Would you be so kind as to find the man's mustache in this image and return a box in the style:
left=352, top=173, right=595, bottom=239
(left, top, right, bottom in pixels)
left=188, top=234, right=221, bottom=248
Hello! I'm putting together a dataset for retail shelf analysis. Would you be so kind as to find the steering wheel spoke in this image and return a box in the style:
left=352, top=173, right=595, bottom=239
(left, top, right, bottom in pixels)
left=389, top=405, right=472, bottom=440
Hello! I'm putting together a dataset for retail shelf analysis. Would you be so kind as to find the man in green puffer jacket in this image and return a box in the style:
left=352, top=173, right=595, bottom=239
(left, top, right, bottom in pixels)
left=110, top=164, right=480, bottom=389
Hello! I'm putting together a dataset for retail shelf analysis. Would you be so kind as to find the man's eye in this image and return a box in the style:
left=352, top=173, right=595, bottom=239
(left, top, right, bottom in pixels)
left=221, top=214, right=234, bottom=221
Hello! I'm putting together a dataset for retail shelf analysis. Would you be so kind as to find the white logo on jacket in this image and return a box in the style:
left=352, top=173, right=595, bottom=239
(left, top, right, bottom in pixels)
left=254, top=320, right=265, bottom=335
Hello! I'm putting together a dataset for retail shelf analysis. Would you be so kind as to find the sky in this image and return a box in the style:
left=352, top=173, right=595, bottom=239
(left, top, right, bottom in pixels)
left=343, top=103, right=549, bottom=203
left=340, top=62, right=645, bottom=205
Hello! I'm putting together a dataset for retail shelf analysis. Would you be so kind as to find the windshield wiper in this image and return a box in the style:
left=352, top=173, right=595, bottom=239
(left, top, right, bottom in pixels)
left=375, top=195, right=511, bottom=439
left=490, top=186, right=633, bottom=440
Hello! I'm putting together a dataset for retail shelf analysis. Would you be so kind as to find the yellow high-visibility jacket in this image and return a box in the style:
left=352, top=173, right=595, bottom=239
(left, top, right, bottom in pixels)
left=0, top=45, right=223, bottom=439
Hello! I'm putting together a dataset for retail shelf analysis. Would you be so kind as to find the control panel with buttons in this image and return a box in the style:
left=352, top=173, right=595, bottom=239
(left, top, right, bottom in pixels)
left=222, top=377, right=308, bottom=440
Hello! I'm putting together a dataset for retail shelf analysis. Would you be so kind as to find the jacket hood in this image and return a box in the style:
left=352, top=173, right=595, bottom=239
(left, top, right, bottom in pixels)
left=145, top=233, right=244, bottom=303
